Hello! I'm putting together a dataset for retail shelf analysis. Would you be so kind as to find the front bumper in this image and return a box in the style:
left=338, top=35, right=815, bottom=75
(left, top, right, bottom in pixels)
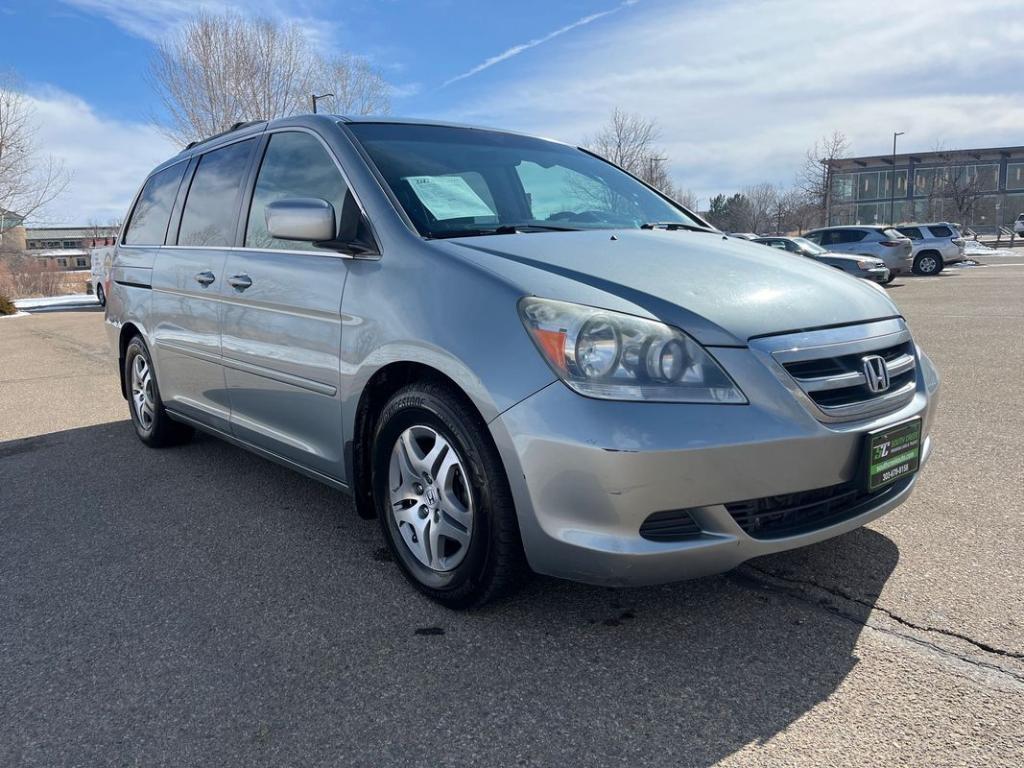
left=490, top=344, right=939, bottom=587
left=862, top=266, right=890, bottom=283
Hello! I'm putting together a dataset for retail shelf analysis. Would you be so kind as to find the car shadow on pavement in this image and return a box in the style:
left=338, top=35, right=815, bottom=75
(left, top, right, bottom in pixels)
left=1, top=421, right=900, bottom=768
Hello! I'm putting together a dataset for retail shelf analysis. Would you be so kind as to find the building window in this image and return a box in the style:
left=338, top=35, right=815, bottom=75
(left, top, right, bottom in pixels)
left=56, top=257, right=68, bottom=267
left=880, top=170, right=908, bottom=198
left=970, top=196, right=999, bottom=231
left=75, top=257, right=87, bottom=268
left=1007, top=163, right=1024, bottom=191
left=1005, top=193, right=1024, bottom=225
left=856, top=172, right=880, bottom=201
left=831, top=173, right=855, bottom=202
left=856, top=202, right=884, bottom=224
left=968, top=164, right=999, bottom=192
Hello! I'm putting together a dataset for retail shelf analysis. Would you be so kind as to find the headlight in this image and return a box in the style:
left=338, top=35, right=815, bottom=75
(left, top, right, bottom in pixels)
left=518, top=297, right=746, bottom=403
left=857, top=260, right=881, bottom=270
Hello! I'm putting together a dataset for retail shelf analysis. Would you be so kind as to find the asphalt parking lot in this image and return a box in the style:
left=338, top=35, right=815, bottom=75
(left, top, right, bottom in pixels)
left=2, top=259, right=1023, bottom=767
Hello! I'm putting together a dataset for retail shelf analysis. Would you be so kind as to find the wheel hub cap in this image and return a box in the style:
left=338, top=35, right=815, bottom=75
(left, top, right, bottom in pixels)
left=388, top=425, right=473, bottom=572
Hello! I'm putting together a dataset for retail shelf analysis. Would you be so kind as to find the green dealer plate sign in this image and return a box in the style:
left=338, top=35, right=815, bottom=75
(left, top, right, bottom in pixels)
left=866, top=418, right=922, bottom=492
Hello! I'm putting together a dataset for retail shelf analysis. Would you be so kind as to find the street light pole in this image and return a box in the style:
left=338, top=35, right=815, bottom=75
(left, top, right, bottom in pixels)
left=311, top=93, right=335, bottom=114
left=890, top=131, right=904, bottom=226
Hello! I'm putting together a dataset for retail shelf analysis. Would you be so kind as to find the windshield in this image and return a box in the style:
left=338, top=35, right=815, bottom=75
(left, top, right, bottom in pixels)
left=346, top=123, right=702, bottom=238
left=793, top=237, right=827, bottom=255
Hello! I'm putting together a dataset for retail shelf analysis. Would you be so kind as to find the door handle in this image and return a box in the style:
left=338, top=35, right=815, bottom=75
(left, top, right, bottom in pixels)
left=195, top=271, right=215, bottom=286
left=228, top=274, right=253, bottom=291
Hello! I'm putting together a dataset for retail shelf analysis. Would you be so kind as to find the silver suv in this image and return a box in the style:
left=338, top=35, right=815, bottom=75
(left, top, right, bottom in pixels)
left=803, top=226, right=914, bottom=282
left=107, top=116, right=939, bottom=607
left=896, top=223, right=966, bottom=275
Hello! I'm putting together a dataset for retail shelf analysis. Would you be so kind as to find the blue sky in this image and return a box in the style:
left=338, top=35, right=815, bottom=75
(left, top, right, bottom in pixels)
left=2, top=0, right=1024, bottom=223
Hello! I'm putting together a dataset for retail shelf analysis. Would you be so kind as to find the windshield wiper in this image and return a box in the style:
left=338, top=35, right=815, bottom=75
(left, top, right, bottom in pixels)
left=640, top=221, right=718, bottom=234
left=427, top=223, right=581, bottom=239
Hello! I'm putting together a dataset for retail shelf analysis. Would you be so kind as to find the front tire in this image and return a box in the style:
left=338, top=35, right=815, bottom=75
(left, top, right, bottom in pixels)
left=95, top=283, right=106, bottom=307
left=123, top=336, right=193, bottom=448
left=913, top=252, right=943, bottom=275
left=371, top=382, right=527, bottom=608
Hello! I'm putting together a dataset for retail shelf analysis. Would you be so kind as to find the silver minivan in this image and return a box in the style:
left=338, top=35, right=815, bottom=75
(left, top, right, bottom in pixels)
left=108, top=116, right=939, bottom=607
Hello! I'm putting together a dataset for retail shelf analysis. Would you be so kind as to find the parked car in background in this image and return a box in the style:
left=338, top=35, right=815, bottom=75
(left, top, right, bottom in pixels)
left=1014, top=213, right=1024, bottom=235
left=89, top=245, right=115, bottom=306
left=107, top=115, right=939, bottom=608
left=727, top=232, right=760, bottom=240
left=803, top=226, right=913, bottom=283
left=753, top=236, right=890, bottom=283
left=895, top=223, right=965, bottom=275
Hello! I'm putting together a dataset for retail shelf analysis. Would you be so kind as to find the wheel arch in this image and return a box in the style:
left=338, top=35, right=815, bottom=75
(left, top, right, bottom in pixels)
left=347, top=360, right=491, bottom=520
left=116, top=321, right=145, bottom=399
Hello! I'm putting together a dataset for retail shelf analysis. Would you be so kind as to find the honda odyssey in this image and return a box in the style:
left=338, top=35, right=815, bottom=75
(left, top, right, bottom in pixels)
left=107, top=115, right=940, bottom=607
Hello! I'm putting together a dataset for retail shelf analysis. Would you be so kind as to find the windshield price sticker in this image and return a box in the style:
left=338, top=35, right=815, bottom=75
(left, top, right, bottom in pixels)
left=405, top=175, right=495, bottom=221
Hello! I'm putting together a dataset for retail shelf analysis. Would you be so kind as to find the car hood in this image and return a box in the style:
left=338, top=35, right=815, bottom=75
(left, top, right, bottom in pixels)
left=442, top=229, right=900, bottom=345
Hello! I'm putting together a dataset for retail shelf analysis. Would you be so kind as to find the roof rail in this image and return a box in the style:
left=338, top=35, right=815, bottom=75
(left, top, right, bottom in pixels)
left=183, top=120, right=266, bottom=151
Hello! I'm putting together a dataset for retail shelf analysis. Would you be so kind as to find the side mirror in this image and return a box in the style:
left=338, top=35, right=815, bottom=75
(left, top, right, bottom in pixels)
left=265, top=198, right=336, bottom=242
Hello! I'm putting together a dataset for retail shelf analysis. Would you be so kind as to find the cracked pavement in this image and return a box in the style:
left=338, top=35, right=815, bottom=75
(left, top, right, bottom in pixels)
left=2, top=261, right=1023, bottom=766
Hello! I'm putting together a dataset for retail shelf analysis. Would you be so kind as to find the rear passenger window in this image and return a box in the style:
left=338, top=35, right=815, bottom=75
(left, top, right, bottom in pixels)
left=245, top=132, right=350, bottom=251
left=177, top=139, right=257, bottom=247
left=898, top=227, right=923, bottom=240
left=839, top=230, right=867, bottom=243
left=123, top=162, right=187, bottom=245
left=928, top=225, right=953, bottom=238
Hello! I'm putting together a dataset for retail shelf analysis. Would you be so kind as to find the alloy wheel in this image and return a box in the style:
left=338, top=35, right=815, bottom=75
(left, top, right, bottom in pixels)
left=130, top=354, right=155, bottom=430
left=388, top=425, right=474, bottom=572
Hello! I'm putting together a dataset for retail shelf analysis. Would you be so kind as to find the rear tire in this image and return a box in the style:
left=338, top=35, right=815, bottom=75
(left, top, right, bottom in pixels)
left=96, top=283, right=106, bottom=307
left=371, top=381, right=528, bottom=609
left=123, top=335, right=193, bottom=448
left=913, top=252, right=943, bottom=275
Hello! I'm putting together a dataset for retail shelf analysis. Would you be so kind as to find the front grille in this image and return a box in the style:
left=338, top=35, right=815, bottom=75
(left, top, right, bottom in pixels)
left=786, top=339, right=916, bottom=410
left=639, top=509, right=702, bottom=541
left=752, top=320, right=918, bottom=422
left=726, top=476, right=911, bottom=539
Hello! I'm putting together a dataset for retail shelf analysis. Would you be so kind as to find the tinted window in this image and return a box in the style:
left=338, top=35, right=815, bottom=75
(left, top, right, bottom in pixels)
left=898, top=227, right=923, bottom=240
left=246, top=132, right=351, bottom=251
left=928, top=225, right=953, bottom=238
left=839, top=229, right=867, bottom=243
left=123, top=162, right=187, bottom=245
left=803, top=232, right=823, bottom=244
left=178, top=139, right=256, bottom=247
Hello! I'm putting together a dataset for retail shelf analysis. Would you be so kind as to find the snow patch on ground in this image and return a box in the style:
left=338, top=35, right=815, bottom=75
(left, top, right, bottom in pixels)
left=14, top=294, right=99, bottom=310
left=0, top=311, right=30, bottom=319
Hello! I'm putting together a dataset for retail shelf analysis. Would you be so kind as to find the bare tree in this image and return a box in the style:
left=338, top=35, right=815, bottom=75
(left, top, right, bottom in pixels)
left=587, top=109, right=683, bottom=198
left=798, top=130, right=850, bottom=227
left=779, top=188, right=818, bottom=234
left=674, top=188, right=699, bottom=212
left=739, top=182, right=778, bottom=233
left=149, top=13, right=391, bottom=146
left=0, top=70, right=70, bottom=226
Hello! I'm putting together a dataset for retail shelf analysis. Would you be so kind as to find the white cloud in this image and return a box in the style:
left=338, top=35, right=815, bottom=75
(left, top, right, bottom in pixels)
left=441, top=0, right=1024, bottom=205
left=26, top=88, right=178, bottom=225
left=60, top=0, right=341, bottom=53
left=442, top=0, right=639, bottom=87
